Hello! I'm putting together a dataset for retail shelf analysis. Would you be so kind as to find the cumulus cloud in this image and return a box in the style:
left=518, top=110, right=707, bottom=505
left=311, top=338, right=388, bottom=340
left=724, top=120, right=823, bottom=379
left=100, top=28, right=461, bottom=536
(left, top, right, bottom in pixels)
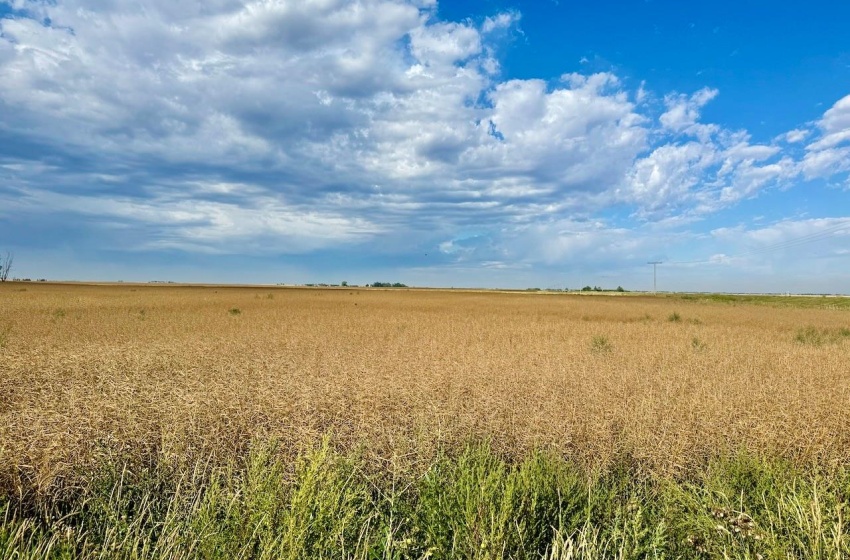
left=625, top=119, right=796, bottom=219
left=410, top=21, right=482, bottom=66
left=627, top=87, right=799, bottom=217
left=798, top=94, right=850, bottom=179
left=0, top=0, right=848, bottom=280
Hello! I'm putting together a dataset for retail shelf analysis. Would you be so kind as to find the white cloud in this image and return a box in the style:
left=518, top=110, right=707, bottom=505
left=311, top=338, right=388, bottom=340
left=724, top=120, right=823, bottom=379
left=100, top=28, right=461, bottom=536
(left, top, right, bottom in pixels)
left=659, top=87, right=718, bottom=139
left=799, top=94, right=850, bottom=179
left=627, top=141, right=716, bottom=214
left=819, top=94, right=850, bottom=133
left=409, top=21, right=482, bottom=66
left=624, top=91, right=804, bottom=219
left=635, top=81, right=648, bottom=103
left=430, top=217, right=689, bottom=273
left=783, top=128, right=810, bottom=143
left=0, top=0, right=848, bottom=277
left=800, top=147, right=850, bottom=179
left=722, top=142, right=779, bottom=162
left=806, top=129, right=850, bottom=151
left=718, top=156, right=796, bottom=202
left=475, top=74, right=645, bottom=187
left=481, top=11, right=520, bottom=34
left=8, top=185, right=380, bottom=253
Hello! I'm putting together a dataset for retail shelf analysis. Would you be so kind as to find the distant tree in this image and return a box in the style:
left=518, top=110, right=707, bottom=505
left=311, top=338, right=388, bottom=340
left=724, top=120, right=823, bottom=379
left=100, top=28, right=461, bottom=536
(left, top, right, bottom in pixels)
left=0, top=251, right=12, bottom=282
left=616, top=286, right=626, bottom=292
left=341, top=281, right=348, bottom=287
left=581, top=285, right=592, bottom=292
left=371, top=282, right=407, bottom=288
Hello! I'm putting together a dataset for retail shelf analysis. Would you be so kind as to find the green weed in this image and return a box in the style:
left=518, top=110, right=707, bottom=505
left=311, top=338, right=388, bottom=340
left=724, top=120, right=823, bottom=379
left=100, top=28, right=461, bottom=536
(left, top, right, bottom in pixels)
left=678, top=293, right=850, bottom=310
left=1, top=443, right=849, bottom=558
left=795, top=326, right=850, bottom=346
left=590, top=335, right=613, bottom=353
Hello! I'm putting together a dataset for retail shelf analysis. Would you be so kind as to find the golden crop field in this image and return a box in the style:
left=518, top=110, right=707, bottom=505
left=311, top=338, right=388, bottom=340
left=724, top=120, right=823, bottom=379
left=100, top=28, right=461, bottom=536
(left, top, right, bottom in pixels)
left=2, top=282, right=849, bottom=497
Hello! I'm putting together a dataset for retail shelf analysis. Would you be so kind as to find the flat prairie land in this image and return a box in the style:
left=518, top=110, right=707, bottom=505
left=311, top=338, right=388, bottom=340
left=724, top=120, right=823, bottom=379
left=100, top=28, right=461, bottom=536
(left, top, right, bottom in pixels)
left=1, top=282, right=850, bottom=558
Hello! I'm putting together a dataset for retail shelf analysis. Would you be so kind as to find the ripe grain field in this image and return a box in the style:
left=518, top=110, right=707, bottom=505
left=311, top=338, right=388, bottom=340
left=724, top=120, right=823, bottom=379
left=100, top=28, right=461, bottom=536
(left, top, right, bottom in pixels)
left=1, top=282, right=849, bottom=558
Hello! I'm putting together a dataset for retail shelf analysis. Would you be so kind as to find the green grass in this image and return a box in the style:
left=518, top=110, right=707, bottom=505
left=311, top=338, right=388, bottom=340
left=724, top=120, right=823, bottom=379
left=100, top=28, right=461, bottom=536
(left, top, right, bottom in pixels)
left=676, top=293, right=850, bottom=310
left=795, top=326, right=850, bottom=346
left=2, top=441, right=849, bottom=559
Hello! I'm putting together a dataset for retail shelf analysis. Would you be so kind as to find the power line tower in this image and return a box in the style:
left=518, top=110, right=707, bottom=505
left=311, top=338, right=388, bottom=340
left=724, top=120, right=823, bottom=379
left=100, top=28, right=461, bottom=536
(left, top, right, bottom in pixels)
left=647, top=261, right=662, bottom=294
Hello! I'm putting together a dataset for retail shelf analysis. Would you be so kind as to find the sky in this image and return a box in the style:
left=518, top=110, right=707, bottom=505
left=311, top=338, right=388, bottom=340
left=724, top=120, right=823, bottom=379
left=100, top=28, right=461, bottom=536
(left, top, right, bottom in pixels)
left=1, top=0, right=849, bottom=292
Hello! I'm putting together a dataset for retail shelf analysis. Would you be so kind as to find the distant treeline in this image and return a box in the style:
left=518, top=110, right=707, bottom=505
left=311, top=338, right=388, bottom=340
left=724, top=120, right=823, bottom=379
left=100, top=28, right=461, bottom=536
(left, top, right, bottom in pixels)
left=525, top=286, right=628, bottom=292
left=301, top=282, right=408, bottom=288
left=581, top=285, right=626, bottom=292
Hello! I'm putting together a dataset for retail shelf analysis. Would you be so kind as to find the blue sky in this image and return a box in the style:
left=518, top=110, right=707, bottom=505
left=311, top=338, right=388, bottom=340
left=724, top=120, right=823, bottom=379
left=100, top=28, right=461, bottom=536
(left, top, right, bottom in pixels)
left=1, top=0, right=849, bottom=292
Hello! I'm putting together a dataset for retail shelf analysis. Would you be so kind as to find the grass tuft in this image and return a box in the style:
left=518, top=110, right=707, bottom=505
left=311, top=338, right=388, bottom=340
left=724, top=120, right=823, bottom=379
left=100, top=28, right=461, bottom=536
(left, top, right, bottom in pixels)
left=590, top=335, right=613, bottom=353
left=795, top=326, right=850, bottom=346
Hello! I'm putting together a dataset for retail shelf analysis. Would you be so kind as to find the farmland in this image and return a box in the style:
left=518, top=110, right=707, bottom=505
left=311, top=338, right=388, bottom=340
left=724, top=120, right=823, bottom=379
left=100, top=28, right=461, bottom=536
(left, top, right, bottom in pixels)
left=1, top=283, right=849, bottom=558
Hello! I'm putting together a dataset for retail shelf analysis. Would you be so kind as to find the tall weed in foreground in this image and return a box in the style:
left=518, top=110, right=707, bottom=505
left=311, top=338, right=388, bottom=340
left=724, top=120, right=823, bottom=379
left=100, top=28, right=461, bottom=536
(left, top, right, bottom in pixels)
left=661, top=454, right=850, bottom=559
left=414, top=445, right=587, bottom=559
left=188, top=438, right=378, bottom=559
left=1, top=442, right=849, bottom=559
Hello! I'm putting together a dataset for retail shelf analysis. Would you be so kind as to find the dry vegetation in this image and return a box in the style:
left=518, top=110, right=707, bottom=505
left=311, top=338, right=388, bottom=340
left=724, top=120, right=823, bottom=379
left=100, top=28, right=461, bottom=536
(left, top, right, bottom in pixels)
left=2, top=282, right=849, bottom=497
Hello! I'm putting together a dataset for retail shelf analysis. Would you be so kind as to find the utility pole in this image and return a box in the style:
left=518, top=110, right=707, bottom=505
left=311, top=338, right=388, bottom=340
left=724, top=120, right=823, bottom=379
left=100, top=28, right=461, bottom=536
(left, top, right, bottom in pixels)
left=647, top=261, right=662, bottom=294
